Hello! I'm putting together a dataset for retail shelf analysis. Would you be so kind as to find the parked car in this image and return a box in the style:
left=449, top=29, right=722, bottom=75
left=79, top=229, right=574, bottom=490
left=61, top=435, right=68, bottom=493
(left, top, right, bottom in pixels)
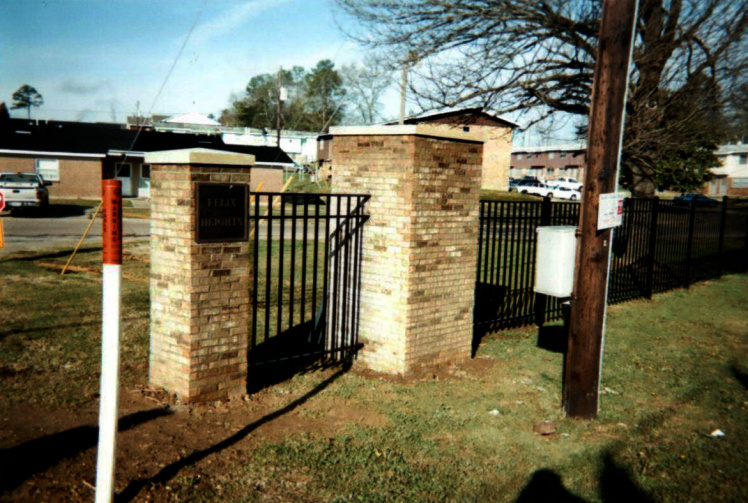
left=552, top=186, right=582, bottom=201
left=510, top=179, right=540, bottom=192
left=673, top=193, right=719, bottom=207
left=518, top=181, right=554, bottom=198
left=547, top=177, right=583, bottom=191
left=0, top=172, right=50, bottom=213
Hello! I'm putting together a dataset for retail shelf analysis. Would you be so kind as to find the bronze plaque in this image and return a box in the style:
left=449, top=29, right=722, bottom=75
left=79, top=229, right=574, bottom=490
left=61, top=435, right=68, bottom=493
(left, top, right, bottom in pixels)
left=195, top=183, right=248, bottom=243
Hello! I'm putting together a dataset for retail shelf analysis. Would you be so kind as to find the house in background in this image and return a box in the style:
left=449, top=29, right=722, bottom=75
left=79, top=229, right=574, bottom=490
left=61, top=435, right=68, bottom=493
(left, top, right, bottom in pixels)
left=510, top=144, right=587, bottom=181
left=709, top=144, right=748, bottom=196
left=127, top=113, right=319, bottom=165
left=0, top=119, right=294, bottom=198
left=390, top=108, right=519, bottom=191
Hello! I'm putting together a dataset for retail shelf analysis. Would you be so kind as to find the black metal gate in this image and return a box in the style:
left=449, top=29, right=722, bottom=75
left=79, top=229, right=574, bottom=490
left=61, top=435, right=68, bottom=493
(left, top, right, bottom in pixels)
left=248, top=192, right=370, bottom=369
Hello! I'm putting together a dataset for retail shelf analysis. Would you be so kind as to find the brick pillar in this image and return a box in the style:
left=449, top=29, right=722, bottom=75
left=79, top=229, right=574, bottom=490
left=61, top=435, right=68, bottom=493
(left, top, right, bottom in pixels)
left=330, top=126, right=483, bottom=373
left=145, top=148, right=253, bottom=403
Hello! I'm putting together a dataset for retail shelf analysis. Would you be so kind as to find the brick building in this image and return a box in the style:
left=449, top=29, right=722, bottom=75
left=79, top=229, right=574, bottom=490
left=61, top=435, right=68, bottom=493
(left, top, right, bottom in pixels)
left=0, top=119, right=294, bottom=199
left=510, top=144, right=587, bottom=181
left=710, top=144, right=748, bottom=196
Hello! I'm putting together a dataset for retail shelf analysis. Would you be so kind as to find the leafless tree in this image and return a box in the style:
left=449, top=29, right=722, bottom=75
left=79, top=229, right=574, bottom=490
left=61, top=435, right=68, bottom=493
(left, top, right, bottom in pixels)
left=336, top=0, right=748, bottom=197
left=340, top=57, right=393, bottom=125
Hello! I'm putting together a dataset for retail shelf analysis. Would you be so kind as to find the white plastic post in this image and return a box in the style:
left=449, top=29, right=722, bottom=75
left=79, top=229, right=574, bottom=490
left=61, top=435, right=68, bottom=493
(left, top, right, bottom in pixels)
left=95, top=180, right=123, bottom=503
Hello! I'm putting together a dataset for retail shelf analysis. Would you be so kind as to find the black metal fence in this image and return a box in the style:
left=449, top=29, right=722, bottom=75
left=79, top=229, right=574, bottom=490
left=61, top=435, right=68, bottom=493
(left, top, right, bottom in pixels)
left=248, top=193, right=370, bottom=367
left=475, top=197, right=748, bottom=333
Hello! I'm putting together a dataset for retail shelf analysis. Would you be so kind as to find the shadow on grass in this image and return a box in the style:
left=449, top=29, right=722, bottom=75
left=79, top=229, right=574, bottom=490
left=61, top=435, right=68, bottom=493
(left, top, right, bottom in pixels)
left=5, top=247, right=101, bottom=262
left=8, top=204, right=91, bottom=219
left=115, top=362, right=352, bottom=503
left=0, top=315, right=143, bottom=342
left=536, top=324, right=569, bottom=354
left=514, top=452, right=653, bottom=503
left=0, top=408, right=172, bottom=493
left=730, top=363, right=748, bottom=390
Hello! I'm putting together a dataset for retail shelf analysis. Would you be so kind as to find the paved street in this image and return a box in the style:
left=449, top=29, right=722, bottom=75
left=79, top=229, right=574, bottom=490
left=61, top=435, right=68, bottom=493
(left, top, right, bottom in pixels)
left=0, top=212, right=150, bottom=255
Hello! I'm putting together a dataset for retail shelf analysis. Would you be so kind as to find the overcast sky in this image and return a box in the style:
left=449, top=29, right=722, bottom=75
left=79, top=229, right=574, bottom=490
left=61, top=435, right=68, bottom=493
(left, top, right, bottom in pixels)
left=0, top=0, right=399, bottom=123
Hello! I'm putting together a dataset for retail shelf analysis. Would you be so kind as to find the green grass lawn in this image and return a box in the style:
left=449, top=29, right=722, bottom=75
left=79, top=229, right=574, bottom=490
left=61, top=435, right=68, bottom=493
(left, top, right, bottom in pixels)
left=0, top=243, right=746, bottom=502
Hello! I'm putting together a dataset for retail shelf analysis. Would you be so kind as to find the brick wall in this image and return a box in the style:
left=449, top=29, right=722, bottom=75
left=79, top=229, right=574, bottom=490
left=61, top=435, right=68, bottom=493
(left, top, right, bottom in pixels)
left=413, top=124, right=511, bottom=191
left=331, top=128, right=483, bottom=373
left=251, top=166, right=284, bottom=192
left=0, top=154, right=103, bottom=198
left=148, top=149, right=253, bottom=402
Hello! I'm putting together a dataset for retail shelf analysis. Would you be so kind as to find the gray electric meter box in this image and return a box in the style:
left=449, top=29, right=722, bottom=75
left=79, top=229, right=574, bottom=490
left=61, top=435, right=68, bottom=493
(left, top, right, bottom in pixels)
left=534, top=226, right=578, bottom=298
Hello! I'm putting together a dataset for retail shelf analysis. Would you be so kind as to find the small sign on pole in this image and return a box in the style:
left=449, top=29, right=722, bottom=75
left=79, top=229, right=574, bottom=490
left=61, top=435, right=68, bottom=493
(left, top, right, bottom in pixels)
left=598, top=192, right=625, bottom=230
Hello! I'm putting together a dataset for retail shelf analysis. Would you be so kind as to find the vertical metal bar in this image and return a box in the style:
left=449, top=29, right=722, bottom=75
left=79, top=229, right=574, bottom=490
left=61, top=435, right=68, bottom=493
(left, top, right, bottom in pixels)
left=312, top=197, right=321, bottom=325
left=497, top=201, right=508, bottom=326
left=350, top=197, right=364, bottom=352
left=743, top=201, right=748, bottom=273
left=685, top=200, right=696, bottom=289
left=717, top=196, right=728, bottom=278
left=321, top=195, right=332, bottom=349
left=535, top=196, right=552, bottom=326
left=264, top=195, right=272, bottom=342
left=488, top=201, right=499, bottom=286
left=277, top=194, right=286, bottom=336
left=301, top=195, right=309, bottom=324
left=330, top=196, right=342, bottom=357
left=251, top=194, right=260, bottom=349
left=475, top=201, right=486, bottom=288
left=340, top=196, right=352, bottom=355
left=289, top=196, right=297, bottom=330
left=522, top=202, right=538, bottom=322
left=508, top=202, right=521, bottom=323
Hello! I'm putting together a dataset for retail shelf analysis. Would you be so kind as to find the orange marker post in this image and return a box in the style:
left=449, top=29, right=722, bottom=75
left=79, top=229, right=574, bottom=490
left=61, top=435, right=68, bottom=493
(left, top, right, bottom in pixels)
left=95, top=180, right=122, bottom=503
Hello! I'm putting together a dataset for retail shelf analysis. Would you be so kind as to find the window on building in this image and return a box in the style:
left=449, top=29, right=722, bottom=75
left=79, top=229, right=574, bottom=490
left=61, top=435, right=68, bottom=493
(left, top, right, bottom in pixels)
left=546, top=167, right=554, bottom=175
left=35, top=158, right=59, bottom=182
left=141, top=164, right=151, bottom=179
left=560, top=153, right=567, bottom=158
left=517, top=154, right=523, bottom=160
left=732, top=178, right=748, bottom=188
left=739, top=154, right=747, bottom=165
left=548, top=153, right=555, bottom=159
left=463, top=126, right=470, bottom=133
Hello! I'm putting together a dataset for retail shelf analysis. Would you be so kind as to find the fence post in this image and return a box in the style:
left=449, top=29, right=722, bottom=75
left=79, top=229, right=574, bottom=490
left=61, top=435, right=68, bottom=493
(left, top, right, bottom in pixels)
left=744, top=200, right=748, bottom=273
left=534, top=195, right=553, bottom=327
left=685, top=200, right=696, bottom=289
left=645, top=197, right=659, bottom=299
left=717, top=196, right=728, bottom=277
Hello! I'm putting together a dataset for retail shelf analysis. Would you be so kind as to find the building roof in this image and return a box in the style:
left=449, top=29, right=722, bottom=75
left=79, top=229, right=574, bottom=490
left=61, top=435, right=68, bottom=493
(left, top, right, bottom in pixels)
left=716, top=143, right=748, bottom=156
left=512, top=143, right=586, bottom=154
left=162, top=112, right=221, bottom=126
left=0, top=119, right=294, bottom=165
left=386, top=106, right=520, bottom=129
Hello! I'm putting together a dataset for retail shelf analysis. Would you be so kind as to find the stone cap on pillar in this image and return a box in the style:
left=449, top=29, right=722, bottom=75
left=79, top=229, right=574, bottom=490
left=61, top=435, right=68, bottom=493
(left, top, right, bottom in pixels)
left=144, top=148, right=255, bottom=166
left=328, top=125, right=484, bottom=144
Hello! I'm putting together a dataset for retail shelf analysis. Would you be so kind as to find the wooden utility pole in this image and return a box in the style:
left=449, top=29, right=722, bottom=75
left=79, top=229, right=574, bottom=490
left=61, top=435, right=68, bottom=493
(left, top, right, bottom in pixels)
left=276, top=66, right=283, bottom=147
left=563, top=0, right=638, bottom=419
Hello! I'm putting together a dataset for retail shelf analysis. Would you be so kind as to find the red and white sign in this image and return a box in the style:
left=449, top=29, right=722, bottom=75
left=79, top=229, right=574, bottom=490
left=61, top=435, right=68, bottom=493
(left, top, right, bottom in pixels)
left=0, top=191, right=5, bottom=213
left=598, top=192, right=625, bottom=230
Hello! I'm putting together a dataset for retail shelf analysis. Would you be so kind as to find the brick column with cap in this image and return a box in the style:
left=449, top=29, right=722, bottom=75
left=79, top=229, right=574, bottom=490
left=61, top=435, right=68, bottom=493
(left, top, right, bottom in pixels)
left=330, top=126, right=483, bottom=373
left=145, top=148, right=253, bottom=403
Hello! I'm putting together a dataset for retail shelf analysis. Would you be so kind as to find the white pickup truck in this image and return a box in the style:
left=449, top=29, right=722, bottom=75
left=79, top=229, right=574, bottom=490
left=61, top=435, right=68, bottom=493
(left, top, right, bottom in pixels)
left=0, top=172, right=51, bottom=213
